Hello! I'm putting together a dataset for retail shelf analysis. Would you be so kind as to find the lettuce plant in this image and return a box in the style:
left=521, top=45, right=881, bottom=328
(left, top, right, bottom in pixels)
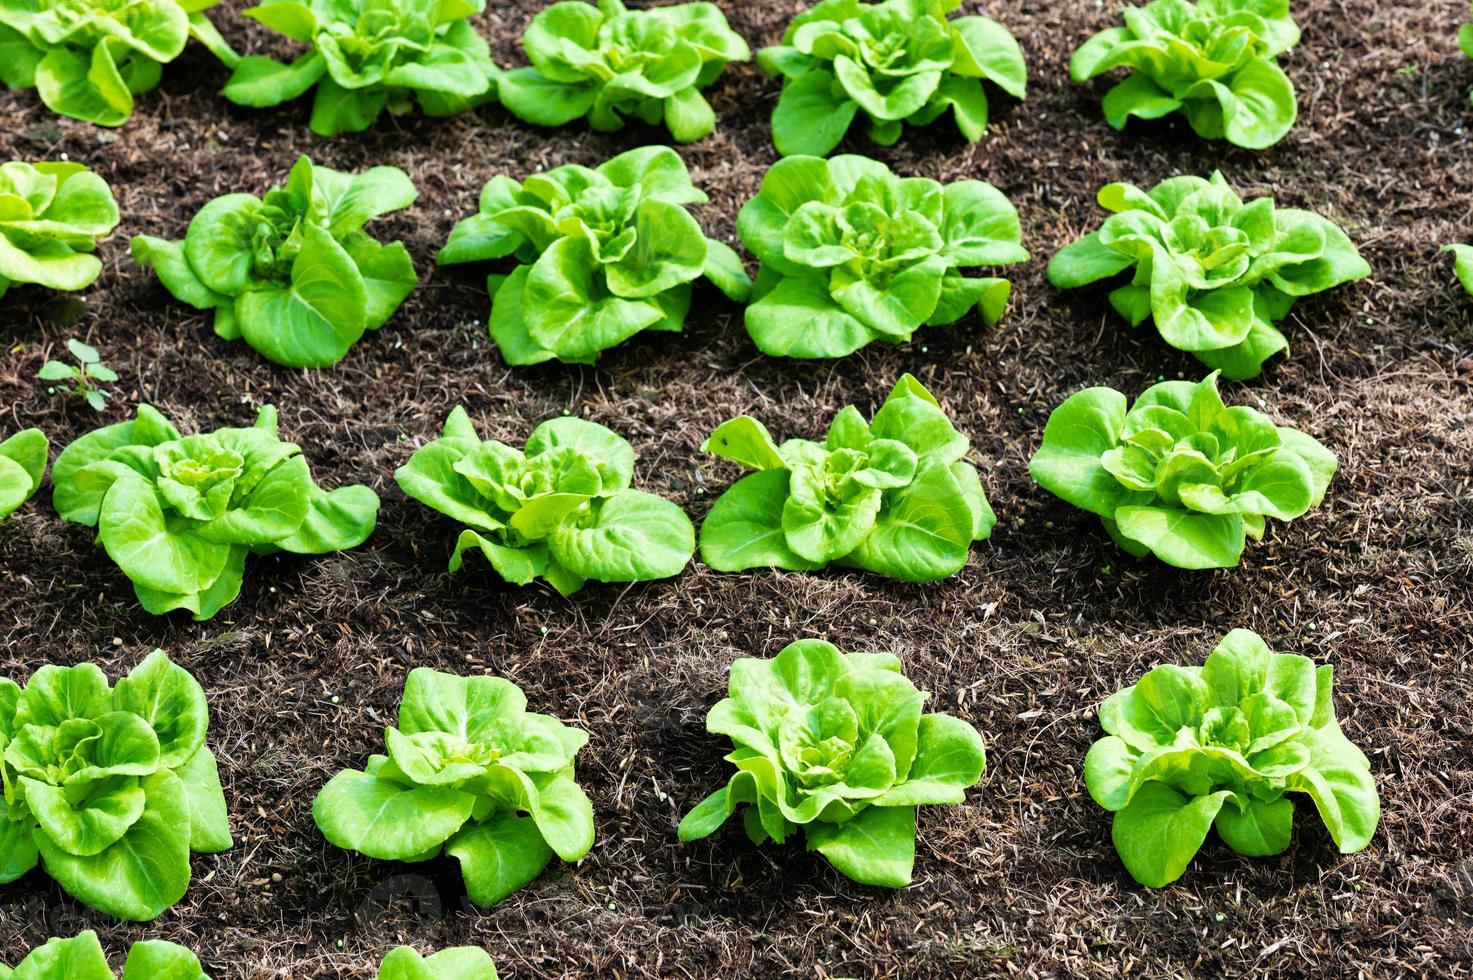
left=132, top=156, right=417, bottom=369
left=437, top=146, right=750, bottom=365
left=1463, top=9, right=1473, bottom=104
left=1069, top=0, right=1300, bottom=149
left=1047, top=172, right=1370, bottom=379
left=51, top=403, right=380, bottom=620
left=0, top=650, right=232, bottom=921
left=1445, top=242, right=1473, bottom=296
left=379, top=946, right=497, bottom=980
left=396, top=407, right=694, bottom=596
left=738, top=154, right=1027, bottom=358
left=0, top=428, right=47, bottom=519
left=220, top=0, right=499, bottom=137
left=1087, top=628, right=1379, bottom=887
left=1, top=931, right=211, bottom=978
left=1029, top=372, right=1336, bottom=570
left=315, top=668, right=594, bottom=909
left=0, top=161, right=119, bottom=299
left=678, top=638, right=986, bottom=887
left=0, top=0, right=235, bottom=126
left=700, top=375, right=994, bottom=582
left=759, top=0, right=1026, bottom=157
left=498, top=0, right=750, bottom=143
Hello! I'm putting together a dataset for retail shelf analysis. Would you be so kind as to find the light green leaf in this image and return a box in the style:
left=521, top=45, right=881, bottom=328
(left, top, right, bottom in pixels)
left=181, top=194, right=262, bottom=296
left=314, top=164, right=418, bottom=238
left=309, top=76, right=388, bottom=136
left=772, top=69, right=859, bottom=157
left=549, top=490, right=694, bottom=582
left=0, top=429, right=47, bottom=518
left=221, top=52, right=326, bottom=107
left=176, top=745, right=232, bottom=853
left=450, top=530, right=552, bottom=587
left=603, top=199, right=708, bottom=299
left=745, top=272, right=873, bottom=358
left=699, top=469, right=823, bottom=573
left=941, top=180, right=1028, bottom=266
left=833, top=57, right=939, bottom=120
left=844, top=462, right=973, bottom=582
left=97, top=473, right=234, bottom=596
left=664, top=85, right=715, bottom=142
left=1214, top=796, right=1294, bottom=856
left=1287, top=725, right=1379, bottom=853
left=702, top=239, right=752, bottom=302
left=525, top=772, right=595, bottom=862
left=1028, top=387, right=1141, bottom=517
left=525, top=417, right=635, bottom=491
left=1112, top=505, right=1246, bottom=569
left=111, top=649, right=208, bottom=770
left=702, top=416, right=785, bottom=471
left=34, top=42, right=133, bottom=127
left=378, top=945, right=499, bottom=980
left=397, top=668, right=527, bottom=744
left=23, top=774, right=148, bottom=858
left=497, top=67, right=600, bottom=127
left=804, top=803, right=916, bottom=887
left=314, top=770, right=474, bottom=860
left=1111, top=783, right=1233, bottom=888
left=13, top=662, right=111, bottom=728
left=523, top=236, right=665, bottom=360
left=5, top=932, right=112, bottom=979
left=950, top=15, right=1026, bottom=97
left=1184, top=58, right=1297, bottom=150
left=276, top=483, right=379, bottom=554
left=38, top=770, right=194, bottom=921
left=1101, top=72, right=1182, bottom=130
left=237, top=223, right=370, bottom=368
left=121, top=938, right=211, bottom=980
left=445, top=812, right=555, bottom=908
left=873, top=713, right=985, bottom=805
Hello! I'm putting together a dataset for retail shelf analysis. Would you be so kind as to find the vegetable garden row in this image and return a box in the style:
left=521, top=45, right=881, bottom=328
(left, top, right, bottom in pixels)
left=1, top=0, right=1464, bottom=977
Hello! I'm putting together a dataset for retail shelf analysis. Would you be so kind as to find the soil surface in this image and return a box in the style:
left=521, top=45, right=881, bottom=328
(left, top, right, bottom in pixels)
left=2, top=1, right=1472, bottom=977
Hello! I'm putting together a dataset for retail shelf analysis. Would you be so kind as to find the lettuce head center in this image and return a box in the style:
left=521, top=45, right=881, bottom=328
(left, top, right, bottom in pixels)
left=161, top=442, right=244, bottom=490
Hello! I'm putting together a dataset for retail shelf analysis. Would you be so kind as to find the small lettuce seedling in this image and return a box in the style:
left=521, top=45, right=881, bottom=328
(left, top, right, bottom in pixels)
left=700, top=375, right=994, bottom=582
left=0, top=428, right=47, bottom=519
left=1029, top=372, right=1336, bottom=569
left=379, top=946, right=498, bottom=980
left=1070, top=0, right=1301, bottom=149
left=760, top=0, right=1026, bottom=156
left=679, top=638, right=986, bottom=888
left=498, top=0, right=750, bottom=143
left=437, top=146, right=749, bottom=365
left=1048, top=172, right=1369, bottom=379
left=221, top=0, right=499, bottom=137
left=52, top=403, right=380, bottom=620
left=0, top=651, right=232, bottom=921
left=315, top=668, right=594, bottom=909
left=0, top=162, right=119, bottom=299
left=0, top=0, right=235, bottom=126
left=1, top=930, right=211, bottom=978
left=738, top=155, right=1027, bottom=358
left=132, top=156, right=418, bottom=369
left=1445, top=242, right=1473, bottom=296
left=1463, top=9, right=1473, bottom=104
left=396, top=407, right=694, bottom=595
left=39, top=338, right=118, bottom=412
left=1086, top=629, right=1379, bottom=887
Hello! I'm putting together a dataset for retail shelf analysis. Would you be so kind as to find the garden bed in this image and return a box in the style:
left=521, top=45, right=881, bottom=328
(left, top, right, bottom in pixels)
left=1, top=0, right=1471, bottom=976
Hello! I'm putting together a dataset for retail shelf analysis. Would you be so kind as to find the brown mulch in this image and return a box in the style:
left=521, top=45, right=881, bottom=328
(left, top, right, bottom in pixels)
left=2, top=1, right=1472, bottom=977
